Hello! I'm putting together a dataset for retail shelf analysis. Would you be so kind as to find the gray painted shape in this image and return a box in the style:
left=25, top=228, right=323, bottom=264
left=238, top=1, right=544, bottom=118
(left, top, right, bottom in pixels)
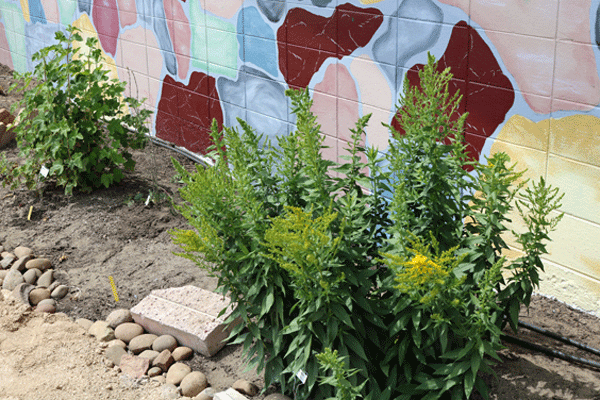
left=152, top=0, right=177, bottom=75
left=78, top=0, right=91, bottom=15
left=257, top=0, right=286, bottom=23
left=372, top=0, right=442, bottom=86
left=396, top=0, right=442, bottom=67
left=596, top=4, right=600, bottom=50
left=218, top=66, right=289, bottom=147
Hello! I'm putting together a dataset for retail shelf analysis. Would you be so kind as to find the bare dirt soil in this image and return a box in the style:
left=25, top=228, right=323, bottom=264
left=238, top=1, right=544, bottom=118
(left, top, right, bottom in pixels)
left=1, top=63, right=600, bottom=400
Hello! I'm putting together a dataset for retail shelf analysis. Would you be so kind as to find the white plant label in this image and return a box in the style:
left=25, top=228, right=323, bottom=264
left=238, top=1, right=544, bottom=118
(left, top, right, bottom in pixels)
left=296, top=369, right=308, bottom=384
left=145, top=194, right=151, bottom=206
left=40, top=165, right=49, bottom=177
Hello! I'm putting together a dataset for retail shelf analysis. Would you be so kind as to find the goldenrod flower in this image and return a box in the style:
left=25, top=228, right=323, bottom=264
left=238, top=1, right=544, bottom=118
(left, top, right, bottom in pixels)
left=395, top=253, right=449, bottom=292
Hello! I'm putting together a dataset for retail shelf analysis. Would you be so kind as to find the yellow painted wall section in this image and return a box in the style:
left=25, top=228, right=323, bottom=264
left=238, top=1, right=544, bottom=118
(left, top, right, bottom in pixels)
left=492, top=114, right=600, bottom=316
left=19, top=0, right=29, bottom=22
left=72, top=14, right=119, bottom=82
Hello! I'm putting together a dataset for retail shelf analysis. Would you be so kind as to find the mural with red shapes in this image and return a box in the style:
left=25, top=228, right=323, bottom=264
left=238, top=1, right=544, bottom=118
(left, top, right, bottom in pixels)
left=156, top=72, right=223, bottom=154
left=277, top=3, right=383, bottom=88
left=391, top=21, right=515, bottom=169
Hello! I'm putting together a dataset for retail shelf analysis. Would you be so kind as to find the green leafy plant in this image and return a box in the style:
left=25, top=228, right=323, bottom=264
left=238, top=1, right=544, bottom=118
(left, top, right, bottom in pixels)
left=0, top=25, right=152, bottom=195
left=171, top=53, right=563, bottom=400
left=316, top=348, right=366, bottom=400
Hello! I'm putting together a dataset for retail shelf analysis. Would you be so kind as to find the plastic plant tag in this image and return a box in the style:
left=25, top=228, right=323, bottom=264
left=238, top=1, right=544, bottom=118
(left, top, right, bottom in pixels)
left=296, top=369, right=308, bottom=384
left=145, top=194, right=151, bottom=206
left=40, top=165, right=49, bottom=177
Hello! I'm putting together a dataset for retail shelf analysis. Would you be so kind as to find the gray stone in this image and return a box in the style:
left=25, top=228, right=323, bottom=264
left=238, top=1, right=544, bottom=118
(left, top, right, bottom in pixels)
left=25, top=258, right=51, bottom=271
left=105, top=345, right=127, bottom=366
left=162, top=383, right=182, bottom=399
left=129, top=333, right=158, bottom=354
left=151, top=375, right=166, bottom=384
left=180, top=371, right=208, bottom=397
left=76, top=318, right=94, bottom=331
left=264, top=394, right=292, bottom=400
left=172, top=346, right=193, bottom=361
left=152, top=334, right=178, bottom=353
left=22, top=269, right=38, bottom=285
left=29, top=288, right=51, bottom=305
left=114, top=322, right=145, bottom=343
left=120, top=354, right=150, bottom=379
left=38, top=298, right=56, bottom=308
left=196, top=387, right=217, bottom=400
left=179, top=371, right=208, bottom=397
left=232, top=380, right=259, bottom=397
left=51, top=285, right=69, bottom=299
left=165, top=362, right=191, bottom=385
left=107, top=339, right=127, bottom=349
left=152, top=349, right=174, bottom=372
left=147, top=366, right=162, bottom=377
left=138, top=349, right=160, bottom=363
left=10, top=255, right=32, bottom=272
left=35, top=303, right=56, bottom=313
left=89, top=320, right=116, bottom=342
left=13, top=246, right=33, bottom=259
left=37, top=269, right=53, bottom=287
left=1, top=269, right=23, bottom=291
left=106, top=309, right=133, bottom=328
left=47, top=280, right=61, bottom=293
left=0, top=255, right=15, bottom=269
left=11, top=283, right=35, bottom=305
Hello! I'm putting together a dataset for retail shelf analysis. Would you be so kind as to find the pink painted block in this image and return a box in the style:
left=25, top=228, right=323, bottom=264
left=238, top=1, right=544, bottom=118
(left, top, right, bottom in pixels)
left=130, top=286, right=239, bottom=357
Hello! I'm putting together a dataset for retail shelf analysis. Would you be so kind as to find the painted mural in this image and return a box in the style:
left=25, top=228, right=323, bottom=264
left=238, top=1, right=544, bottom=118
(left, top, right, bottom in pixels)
left=1, top=0, right=600, bottom=314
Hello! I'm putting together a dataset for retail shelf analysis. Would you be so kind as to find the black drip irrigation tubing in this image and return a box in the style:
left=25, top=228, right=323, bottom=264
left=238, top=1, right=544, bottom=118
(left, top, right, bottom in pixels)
left=501, top=319, right=600, bottom=370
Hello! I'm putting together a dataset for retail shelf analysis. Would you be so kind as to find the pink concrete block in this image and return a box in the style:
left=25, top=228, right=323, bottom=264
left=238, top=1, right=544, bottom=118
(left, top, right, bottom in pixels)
left=130, top=286, right=238, bottom=357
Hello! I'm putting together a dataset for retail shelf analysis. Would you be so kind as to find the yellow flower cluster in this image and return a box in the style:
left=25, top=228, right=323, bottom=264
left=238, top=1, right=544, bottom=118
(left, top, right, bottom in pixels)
left=387, top=250, right=452, bottom=299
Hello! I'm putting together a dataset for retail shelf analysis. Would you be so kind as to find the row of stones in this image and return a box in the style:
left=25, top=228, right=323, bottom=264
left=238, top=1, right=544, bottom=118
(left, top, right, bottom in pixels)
left=79, top=308, right=288, bottom=400
left=0, top=245, right=69, bottom=313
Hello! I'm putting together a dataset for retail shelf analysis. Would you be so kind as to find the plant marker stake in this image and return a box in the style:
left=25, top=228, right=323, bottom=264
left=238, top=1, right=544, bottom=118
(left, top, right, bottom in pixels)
left=27, top=206, right=33, bottom=221
left=109, top=276, right=119, bottom=302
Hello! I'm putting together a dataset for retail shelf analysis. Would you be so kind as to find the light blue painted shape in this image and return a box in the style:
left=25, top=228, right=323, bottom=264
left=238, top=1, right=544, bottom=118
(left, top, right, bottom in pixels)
left=372, top=0, right=442, bottom=86
left=238, top=7, right=277, bottom=77
left=151, top=0, right=176, bottom=75
left=25, top=22, right=62, bottom=70
left=28, top=0, right=46, bottom=24
left=396, top=0, right=442, bottom=68
left=218, top=65, right=289, bottom=147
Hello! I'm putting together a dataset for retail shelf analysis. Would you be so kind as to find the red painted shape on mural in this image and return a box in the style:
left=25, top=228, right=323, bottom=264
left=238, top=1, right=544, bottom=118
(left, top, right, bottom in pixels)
left=278, top=3, right=383, bottom=88
left=0, top=22, right=13, bottom=69
left=156, top=72, right=223, bottom=154
left=92, top=0, right=120, bottom=56
left=391, top=21, right=514, bottom=170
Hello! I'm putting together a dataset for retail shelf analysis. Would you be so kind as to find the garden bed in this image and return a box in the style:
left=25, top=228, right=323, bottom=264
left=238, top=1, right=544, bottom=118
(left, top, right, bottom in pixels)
left=1, top=63, right=600, bottom=399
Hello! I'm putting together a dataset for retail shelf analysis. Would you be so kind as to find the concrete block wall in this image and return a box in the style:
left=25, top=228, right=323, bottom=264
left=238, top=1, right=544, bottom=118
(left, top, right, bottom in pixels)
left=0, top=0, right=599, bottom=315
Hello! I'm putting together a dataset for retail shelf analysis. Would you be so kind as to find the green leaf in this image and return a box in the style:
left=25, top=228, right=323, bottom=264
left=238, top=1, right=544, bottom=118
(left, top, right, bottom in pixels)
left=343, top=333, right=369, bottom=361
left=464, top=368, right=476, bottom=398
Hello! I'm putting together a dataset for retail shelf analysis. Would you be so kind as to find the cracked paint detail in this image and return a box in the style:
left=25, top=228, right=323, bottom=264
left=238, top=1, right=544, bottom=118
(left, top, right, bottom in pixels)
left=278, top=3, right=383, bottom=88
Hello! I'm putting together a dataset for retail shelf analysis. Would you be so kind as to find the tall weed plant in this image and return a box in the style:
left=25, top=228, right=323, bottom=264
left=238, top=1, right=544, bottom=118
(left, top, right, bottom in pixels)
left=172, top=53, right=563, bottom=400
